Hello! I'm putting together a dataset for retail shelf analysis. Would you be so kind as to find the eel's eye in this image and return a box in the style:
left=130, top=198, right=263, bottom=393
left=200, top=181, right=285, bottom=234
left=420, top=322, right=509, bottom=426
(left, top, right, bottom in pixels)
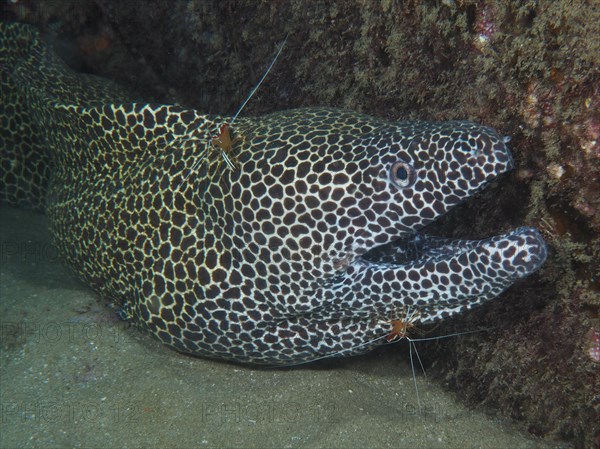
left=390, top=161, right=415, bottom=188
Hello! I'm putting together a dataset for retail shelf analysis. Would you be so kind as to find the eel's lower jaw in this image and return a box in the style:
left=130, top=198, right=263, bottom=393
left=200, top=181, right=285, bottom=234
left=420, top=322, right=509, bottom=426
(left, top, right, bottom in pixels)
left=361, top=226, right=548, bottom=281
left=355, top=226, right=547, bottom=324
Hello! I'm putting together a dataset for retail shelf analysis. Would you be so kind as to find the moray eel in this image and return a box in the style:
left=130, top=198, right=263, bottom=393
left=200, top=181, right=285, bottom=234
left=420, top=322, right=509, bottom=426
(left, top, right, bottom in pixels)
left=0, top=23, right=547, bottom=365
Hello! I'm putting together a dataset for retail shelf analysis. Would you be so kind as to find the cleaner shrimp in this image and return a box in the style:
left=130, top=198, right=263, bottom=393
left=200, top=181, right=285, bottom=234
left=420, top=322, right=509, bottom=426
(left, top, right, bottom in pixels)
left=380, top=308, right=485, bottom=410
left=210, top=34, right=288, bottom=171
left=171, top=34, right=288, bottom=185
left=281, top=307, right=485, bottom=411
left=143, top=35, right=288, bottom=221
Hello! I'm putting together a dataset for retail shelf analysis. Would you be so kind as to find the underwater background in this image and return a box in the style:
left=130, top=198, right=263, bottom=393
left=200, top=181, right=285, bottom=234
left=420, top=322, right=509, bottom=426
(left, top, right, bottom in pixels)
left=1, top=0, right=598, bottom=447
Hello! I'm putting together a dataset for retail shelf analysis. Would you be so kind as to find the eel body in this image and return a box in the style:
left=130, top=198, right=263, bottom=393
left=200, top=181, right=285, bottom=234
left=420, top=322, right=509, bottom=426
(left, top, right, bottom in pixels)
left=0, top=23, right=547, bottom=365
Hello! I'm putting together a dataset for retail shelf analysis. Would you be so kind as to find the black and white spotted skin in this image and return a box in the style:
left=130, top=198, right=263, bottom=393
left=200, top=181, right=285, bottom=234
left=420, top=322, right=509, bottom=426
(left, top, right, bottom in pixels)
left=0, top=23, right=547, bottom=365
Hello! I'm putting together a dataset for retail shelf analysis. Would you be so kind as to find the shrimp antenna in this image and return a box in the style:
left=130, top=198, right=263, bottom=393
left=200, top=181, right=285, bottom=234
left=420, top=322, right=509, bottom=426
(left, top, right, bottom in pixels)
left=229, top=34, right=288, bottom=127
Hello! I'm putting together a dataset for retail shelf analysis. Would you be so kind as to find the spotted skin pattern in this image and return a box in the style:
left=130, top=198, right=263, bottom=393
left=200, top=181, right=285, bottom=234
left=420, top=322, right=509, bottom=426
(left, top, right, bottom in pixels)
left=0, top=23, right=547, bottom=365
